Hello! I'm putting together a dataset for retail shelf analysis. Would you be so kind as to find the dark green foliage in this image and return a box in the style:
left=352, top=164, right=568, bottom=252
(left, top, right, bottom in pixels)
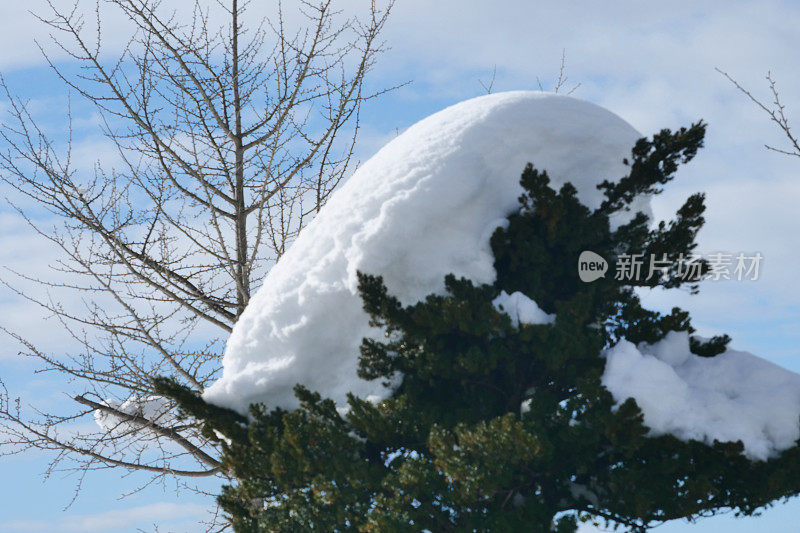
left=158, top=122, right=800, bottom=531
left=689, top=334, right=733, bottom=358
left=597, top=122, right=706, bottom=213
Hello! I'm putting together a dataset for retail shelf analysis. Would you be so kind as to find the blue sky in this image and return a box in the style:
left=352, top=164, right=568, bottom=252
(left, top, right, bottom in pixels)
left=1, top=0, right=800, bottom=531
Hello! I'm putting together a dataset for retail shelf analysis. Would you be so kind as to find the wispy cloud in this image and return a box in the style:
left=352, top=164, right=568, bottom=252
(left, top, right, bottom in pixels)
left=0, top=502, right=208, bottom=533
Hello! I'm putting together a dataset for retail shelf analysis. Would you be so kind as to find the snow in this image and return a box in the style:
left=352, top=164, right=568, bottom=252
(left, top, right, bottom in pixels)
left=94, top=395, right=171, bottom=435
left=602, top=331, right=800, bottom=460
left=493, top=290, right=555, bottom=327
left=204, top=91, right=644, bottom=413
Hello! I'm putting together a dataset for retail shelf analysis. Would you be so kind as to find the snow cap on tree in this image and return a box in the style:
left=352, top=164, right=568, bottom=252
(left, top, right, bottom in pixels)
left=205, top=91, right=645, bottom=413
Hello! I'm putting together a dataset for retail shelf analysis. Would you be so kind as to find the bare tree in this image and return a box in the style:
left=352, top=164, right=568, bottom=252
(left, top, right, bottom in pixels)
left=717, top=68, right=800, bottom=159
left=0, top=0, right=395, bottom=504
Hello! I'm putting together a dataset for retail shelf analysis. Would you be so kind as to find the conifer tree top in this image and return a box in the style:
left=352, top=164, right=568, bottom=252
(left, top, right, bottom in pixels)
left=162, top=110, right=800, bottom=531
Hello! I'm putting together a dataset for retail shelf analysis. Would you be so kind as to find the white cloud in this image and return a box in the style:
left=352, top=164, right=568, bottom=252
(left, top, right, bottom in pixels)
left=0, top=0, right=379, bottom=72
left=0, top=502, right=208, bottom=533
left=376, top=0, right=800, bottom=146
left=0, top=1, right=129, bottom=70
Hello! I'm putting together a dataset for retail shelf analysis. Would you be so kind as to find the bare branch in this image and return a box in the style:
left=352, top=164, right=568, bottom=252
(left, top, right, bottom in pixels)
left=717, top=68, right=800, bottom=158
left=479, top=65, right=496, bottom=95
left=554, top=49, right=580, bottom=95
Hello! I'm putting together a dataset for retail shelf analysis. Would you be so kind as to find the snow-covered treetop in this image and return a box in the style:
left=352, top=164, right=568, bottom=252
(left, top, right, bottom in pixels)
left=202, top=89, right=800, bottom=462
left=204, top=91, right=643, bottom=413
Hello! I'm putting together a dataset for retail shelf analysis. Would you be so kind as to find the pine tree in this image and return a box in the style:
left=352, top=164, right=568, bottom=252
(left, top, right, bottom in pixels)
left=156, top=122, right=800, bottom=532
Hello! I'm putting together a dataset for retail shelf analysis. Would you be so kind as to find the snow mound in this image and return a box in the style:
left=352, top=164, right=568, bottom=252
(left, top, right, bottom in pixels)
left=493, top=290, right=554, bottom=327
left=204, top=91, right=644, bottom=413
left=602, top=331, right=800, bottom=460
left=94, top=395, right=172, bottom=435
